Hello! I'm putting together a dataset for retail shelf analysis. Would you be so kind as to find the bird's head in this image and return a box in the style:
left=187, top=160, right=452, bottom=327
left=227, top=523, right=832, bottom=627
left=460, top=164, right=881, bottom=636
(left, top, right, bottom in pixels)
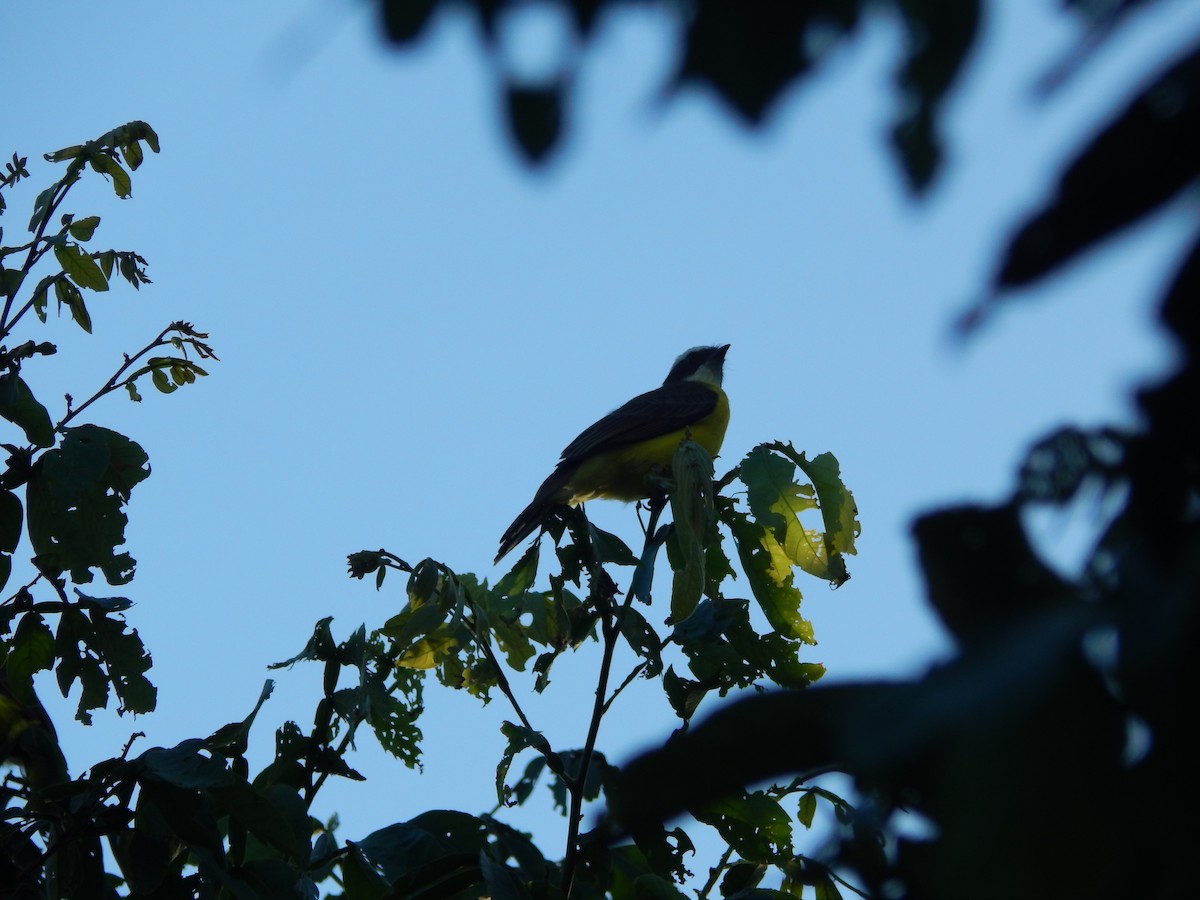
left=663, top=344, right=730, bottom=387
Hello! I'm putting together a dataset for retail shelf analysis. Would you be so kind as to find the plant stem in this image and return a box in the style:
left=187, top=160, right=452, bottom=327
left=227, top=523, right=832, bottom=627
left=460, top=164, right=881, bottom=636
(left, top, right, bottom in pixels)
left=560, top=584, right=619, bottom=897
left=697, top=844, right=736, bottom=899
left=52, top=324, right=173, bottom=433
left=560, top=494, right=668, bottom=896
left=0, top=168, right=77, bottom=335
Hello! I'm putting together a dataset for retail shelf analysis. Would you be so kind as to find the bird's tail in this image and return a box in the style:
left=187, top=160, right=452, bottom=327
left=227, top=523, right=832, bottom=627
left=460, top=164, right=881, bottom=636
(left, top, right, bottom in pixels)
left=495, top=464, right=574, bottom=563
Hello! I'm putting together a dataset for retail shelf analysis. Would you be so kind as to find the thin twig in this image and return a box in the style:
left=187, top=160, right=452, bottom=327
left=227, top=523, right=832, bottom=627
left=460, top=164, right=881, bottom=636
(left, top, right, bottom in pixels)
left=1, top=166, right=79, bottom=334
left=602, top=660, right=647, bottom=715
left=696, top=844, right=736, bottom=900
left=53, top=323, right=175, bottom=433
left=561, top=495, right=668, bottom=896
left=471, top=610, right=537, bottom=733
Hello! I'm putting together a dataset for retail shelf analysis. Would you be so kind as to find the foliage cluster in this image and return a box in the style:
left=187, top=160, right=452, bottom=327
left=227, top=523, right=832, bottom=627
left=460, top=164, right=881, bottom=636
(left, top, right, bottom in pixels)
left=1, top=128, right=861, bottom=897
left=3, top=0, right=1198, bottom=898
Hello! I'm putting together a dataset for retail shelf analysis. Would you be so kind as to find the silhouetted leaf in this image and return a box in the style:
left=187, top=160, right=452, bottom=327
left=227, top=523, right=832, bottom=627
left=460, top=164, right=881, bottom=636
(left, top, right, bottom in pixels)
left=497, top=721, right=564, bottom=807
left=54, top=243, right=109, bottom=291
left=890, top=0, right=981, bottom=192
left=0, top=372, right=54, bottom=447
left=994, top=40, right=1200, bottom=291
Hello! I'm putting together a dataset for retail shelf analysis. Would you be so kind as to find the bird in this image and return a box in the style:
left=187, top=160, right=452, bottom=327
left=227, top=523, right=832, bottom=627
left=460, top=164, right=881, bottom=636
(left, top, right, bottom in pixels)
left=495, top=344, right=730, bottom=563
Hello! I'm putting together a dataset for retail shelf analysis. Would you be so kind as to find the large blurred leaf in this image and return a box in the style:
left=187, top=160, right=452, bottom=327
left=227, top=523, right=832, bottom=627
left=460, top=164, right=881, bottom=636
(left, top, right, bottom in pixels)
left=992, top=39, right=1200, bottom=292
left=890, top=0, right=982, bottom=191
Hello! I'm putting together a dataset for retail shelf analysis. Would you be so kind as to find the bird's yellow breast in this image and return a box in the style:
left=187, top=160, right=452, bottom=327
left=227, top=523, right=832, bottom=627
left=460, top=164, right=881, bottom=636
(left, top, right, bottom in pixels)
left=567, top=386, right=729, bottom=503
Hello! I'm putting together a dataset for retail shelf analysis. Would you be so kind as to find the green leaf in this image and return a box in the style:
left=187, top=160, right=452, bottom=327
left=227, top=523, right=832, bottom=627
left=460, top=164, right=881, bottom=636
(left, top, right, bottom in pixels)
left=814, top=875, right=844, bottom=900
left=1, top=266, right=24, bottom=297
left=380, top=598, right=449, bottom=650
left=150, top=367, right=175, bottom=393
left=54, top=277, right=92, bottom=332
left=508, top=756, right=547, bottom=807
left=6, top=612, right=56, bottom=688
left=589, top=523, right=639, bottom=567
left=479, top=853, right=530, bottom=900
left=741, top=445, right=834, bottom=582
left=27, top=185, right=56, bottom=233
left=341, top=844, right=390, bottom=899
left=662, top=665, right=708, bottom=721
left=27, top=425, right=151, bottom=585
left=29, top=274, right=53, bottom=322
left=798, top=791, right=817, bottom=828
left=490, top=612, right=536, bottom=671
left=758, top=441, right=864, bottom=585
left=211, top=781, right=311, bottom=862
left=496, top=721, right=563, bottom=807
left=725, top=508, right=813, bottom=643
left=87, top=150, right=132, bottom=198
left=796, top=450, right=858, bottom=549
left=67, top=215, right=100, bottom=241
left=669, top=440, right=715, bottom=623
left=398, top=623, right=459, bottom=669
left=138, top=739, right=234, bottom=789
left=44, top=144, right=84, bottom=163
left=54, top=242, right=109, bottom=291
left=695, top=791, right=793, bottom=863
left=0, top=372, right=55, bottom=447
left=619, top=607, right=663, bottom=677
left=720, top=861, right=767, bottom=897
left=495, top=540, right=539, bottom=596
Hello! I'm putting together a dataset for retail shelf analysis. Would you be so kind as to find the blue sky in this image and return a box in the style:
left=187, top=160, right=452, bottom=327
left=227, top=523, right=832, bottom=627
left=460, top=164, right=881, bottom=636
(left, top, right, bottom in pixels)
left=6, top=0, right=1198, bottom=879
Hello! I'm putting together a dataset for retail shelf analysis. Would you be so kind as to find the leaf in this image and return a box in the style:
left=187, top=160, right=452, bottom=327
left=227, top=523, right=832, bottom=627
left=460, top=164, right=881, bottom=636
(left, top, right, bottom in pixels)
left=670, top=440, right=715, bottom=623
left=380, top=598, right=448, bottom=650
left=54, top=242, right=109, bottom=291
left=479, top=853, right=530, bottom=900
left=26, top=424, right=150, bottom=584
left=589, top=523, right=640, bottom=567
left=890, top=0, right=982, bottom=192
left=496, top=721, right=563, bottom=807
left=211, top=782, right=311, bottom=862
left=992, top=41, right=1200, bottom=291
left=507, top=756, right=547, bottom=807
left=29, top=274, right=53, bottom=322
left=0, top=266, right=24, bottom=297
left=798, top=791, right=817, bottom=828
left=720, top=860, right=767, bottom=897
left=28, top=185, right=56, bottom=233
left=725, top=507, right=813, bottom=643
left=6, top=612, right=56, bottom=688
left=619, top=607, right=664, bottom=677
left=0, top=372, right=55, bottom=447
left=397, top=623, right=459, bottom=669
left=495, top=540, right=539, bottom=596
left=663, top=665, right=709, bottom=722
left=742, top=445, right=839, bottom=584
left=87, top=150, right=132, bottom=198
left=695, top=791, right=793, bottom=863
left=490, top=612, right=536, bottom=671
left=54, top=277, right=92, bottom=332
left=67, top=215, right=100, bottom=241
left=138, top=739, right=234, bottom=790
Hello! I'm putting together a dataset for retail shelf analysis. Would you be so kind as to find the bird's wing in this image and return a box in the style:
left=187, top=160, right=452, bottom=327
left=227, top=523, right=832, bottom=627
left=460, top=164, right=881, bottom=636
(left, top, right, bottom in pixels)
left=559, top=381, right=718, bottom=462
